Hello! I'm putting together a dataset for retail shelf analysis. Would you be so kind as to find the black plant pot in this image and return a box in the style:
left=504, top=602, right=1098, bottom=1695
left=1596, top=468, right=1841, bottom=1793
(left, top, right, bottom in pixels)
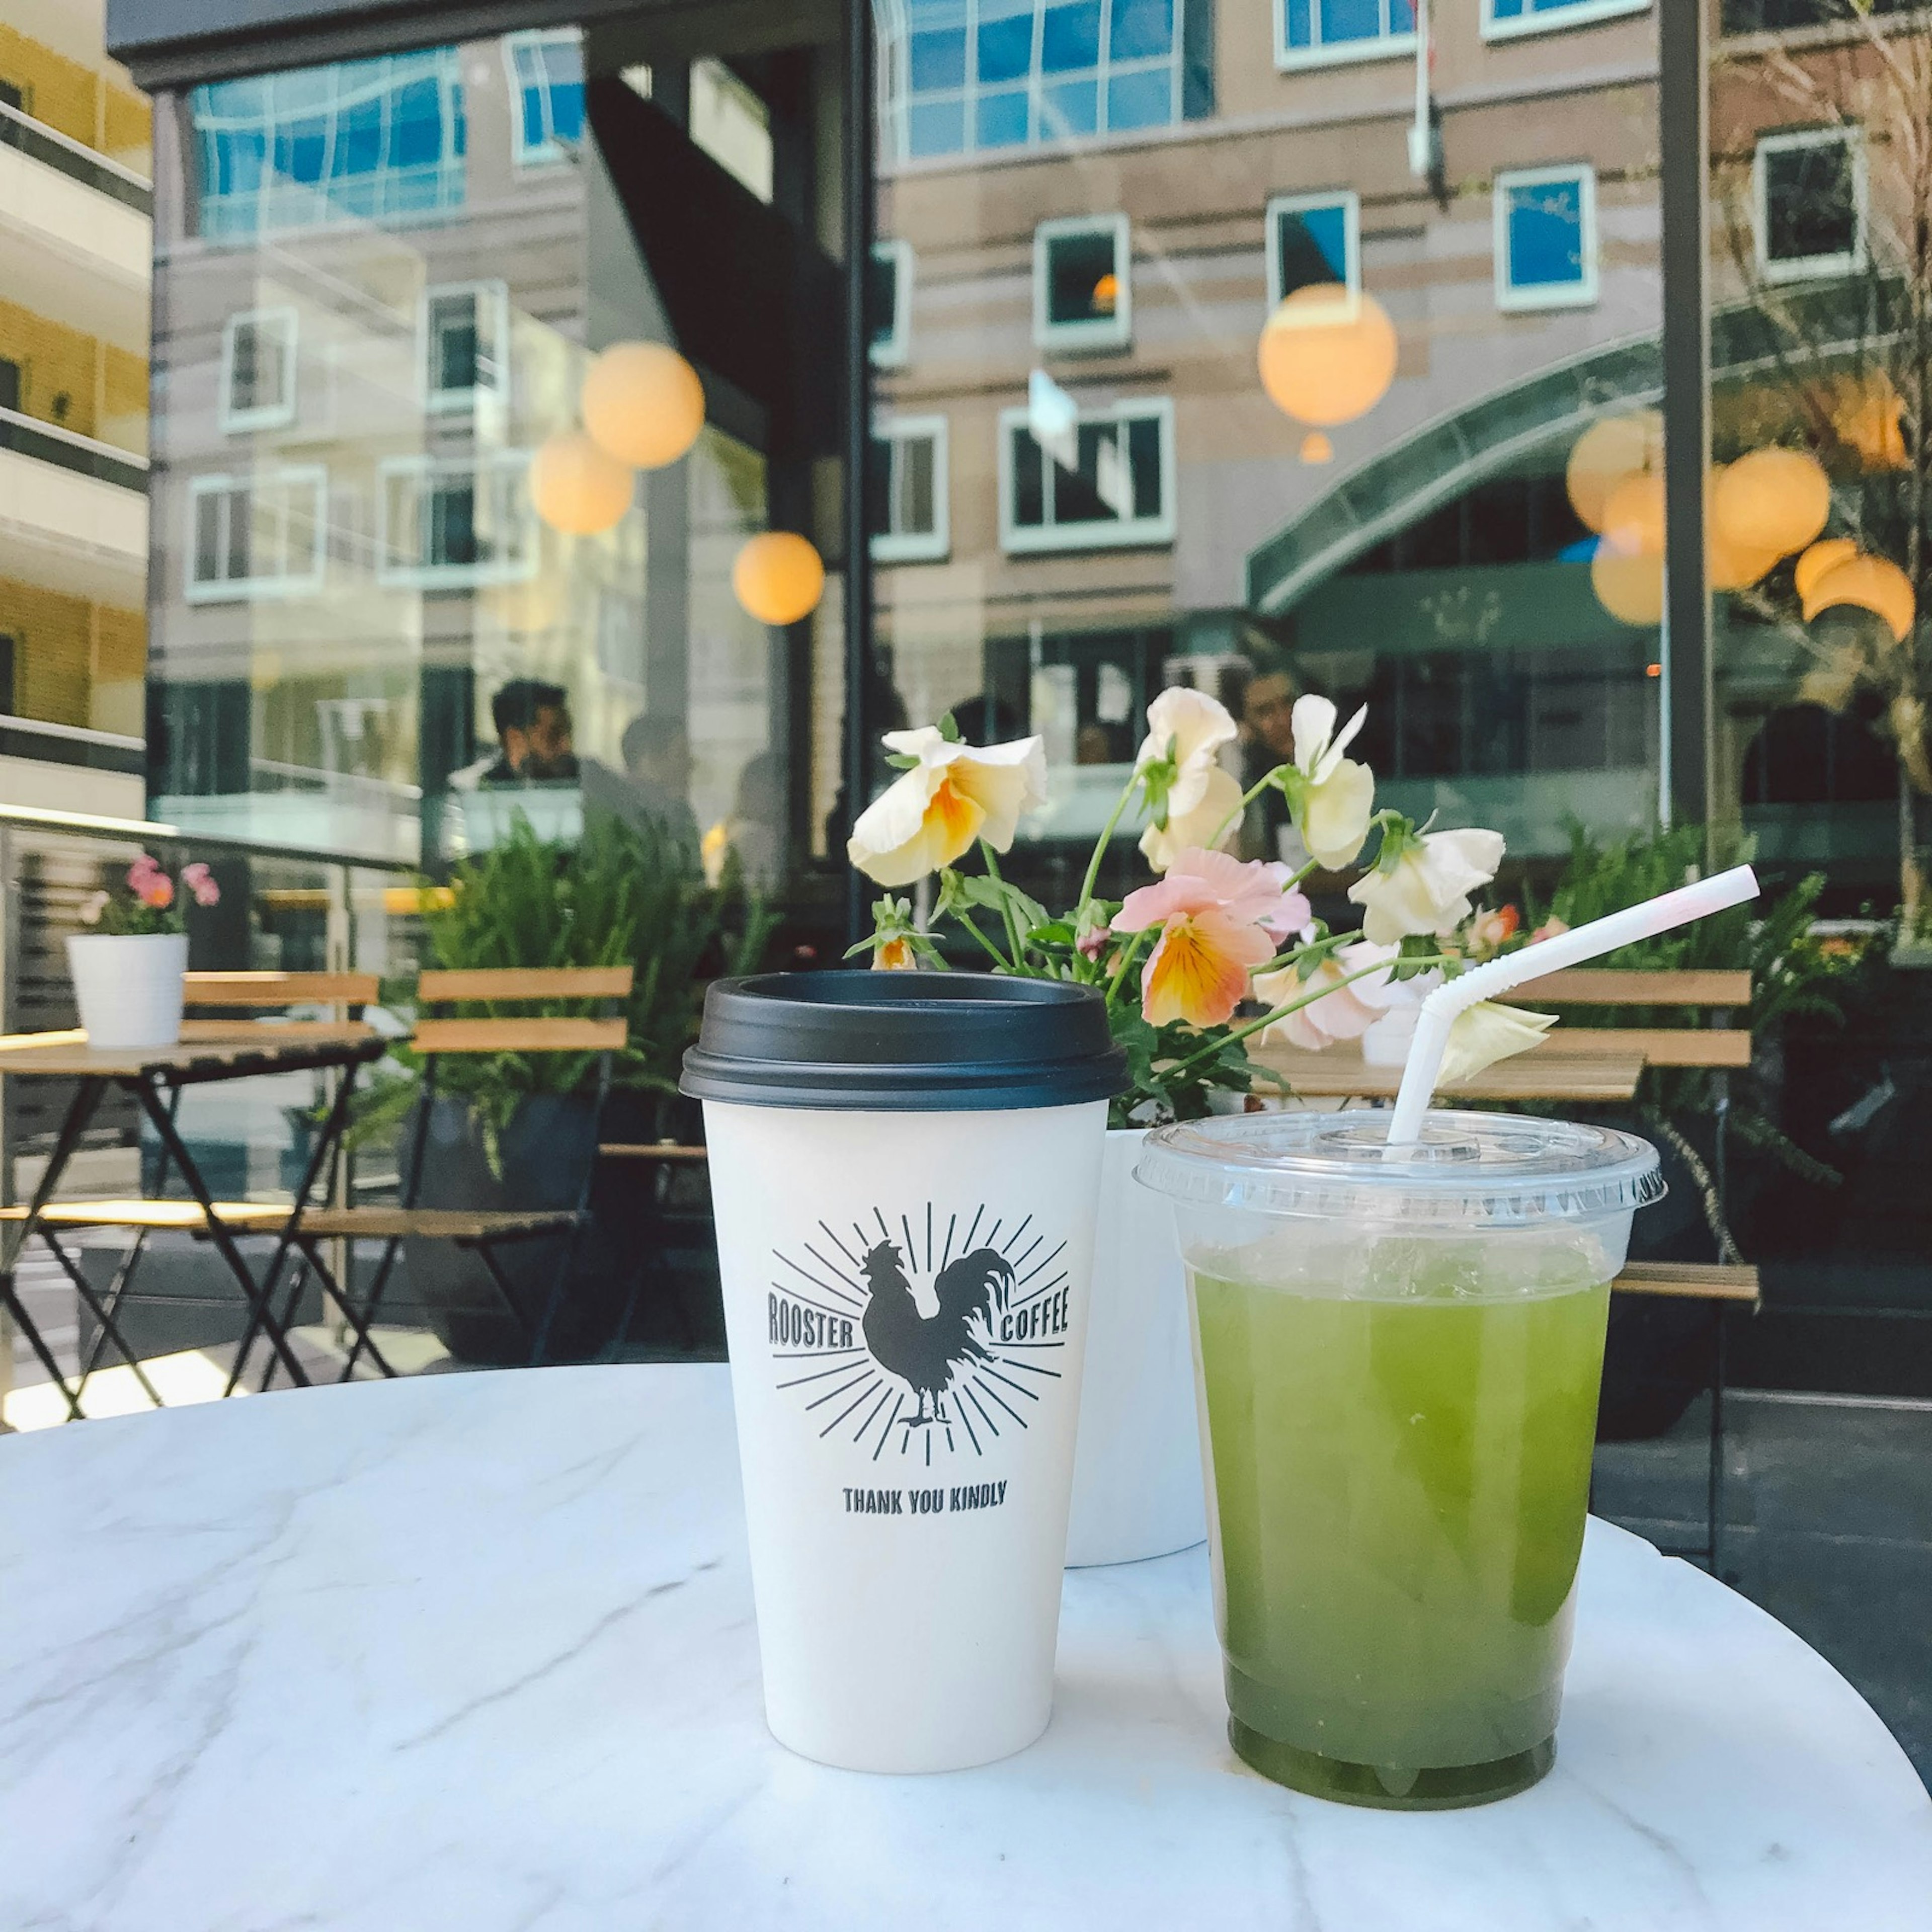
left=403, top=1090, right=626, bottom=1365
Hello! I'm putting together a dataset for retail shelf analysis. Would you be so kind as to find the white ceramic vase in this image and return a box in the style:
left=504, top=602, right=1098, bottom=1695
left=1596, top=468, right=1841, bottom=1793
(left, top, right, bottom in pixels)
left=66, top=932, right=188, bottom=1051
left=1064, top=1126, right=1207, bottom=1567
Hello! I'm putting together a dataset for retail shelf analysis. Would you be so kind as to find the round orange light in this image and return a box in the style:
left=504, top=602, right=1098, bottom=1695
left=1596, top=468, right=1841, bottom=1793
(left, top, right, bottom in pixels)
left=1257, top=283, right=1398, bottom=428
left=528, top=430, right=633, bottom=535
left=1712, top=446, right=1831, bottom=561
left=581, top=341, right=705, bottom=470
left=1831, top=372, right=1908, bottom=471
left=1806, top=554, right=1916, bottom=642
left=1566, top=410, right=1664, bottom=534
left=1591, top=542, right=1664, bottom=626
left=1795, top=537, right=1859, bottom=609
left=1601, top=472, right=1666, bottom=559
left=1300, top=431, right=1333, bottom=464
left=733, top=531, right=826, bottom=626
left=1709, top=528, right=1781, bottom=594
left=1091, top=272, right=1119, bottom=315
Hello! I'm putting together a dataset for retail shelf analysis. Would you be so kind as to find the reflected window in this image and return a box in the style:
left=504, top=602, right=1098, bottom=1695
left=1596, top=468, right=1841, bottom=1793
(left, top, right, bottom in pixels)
left=1035, top=214, right=1131, bottom=350
left=1484, top=0, right=1650, bottom=36
left=1279, top=0, right=1417, bottom=67
left=1495, top=164, right=1597, bottom=311
left=1721, top=0, right=1911, bottom=26
left=504, top=29, right=584, bottom=165
left=1755, top=128, right=1865, bottom=283
left=192, top=51, right=466, bottom=236
left=871, top=240, right=913, bottom=368
left=1266, top=191, right=1358, bottom=306
left=219, top=309, right=297, bottom=432
left=885, top=0, right=1201, bottom=163
left=872, top=416, right=950, bottom=562
left=378, top=454, right=535, bottom=588
left=186, top=468, right=327, bottom=602
left=1001, top=395, right=1172, bottom=552
left=690, top=58, right=774, bottom=200
left=423, top=282, right=509, bottom=412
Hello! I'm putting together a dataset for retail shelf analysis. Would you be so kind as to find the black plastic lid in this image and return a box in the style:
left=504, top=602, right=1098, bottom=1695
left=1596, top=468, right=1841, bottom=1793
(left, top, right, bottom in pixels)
left=680, top=970, right=1128, bottom=1111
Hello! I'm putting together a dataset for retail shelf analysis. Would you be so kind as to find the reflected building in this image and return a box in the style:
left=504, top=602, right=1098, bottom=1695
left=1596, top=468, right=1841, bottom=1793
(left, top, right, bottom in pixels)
left=142, top=19, right=848, bottom=941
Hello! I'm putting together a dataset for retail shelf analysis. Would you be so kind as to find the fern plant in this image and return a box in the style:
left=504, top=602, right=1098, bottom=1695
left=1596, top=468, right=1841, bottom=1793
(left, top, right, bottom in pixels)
left=353, top=811, right=773, bottom=1165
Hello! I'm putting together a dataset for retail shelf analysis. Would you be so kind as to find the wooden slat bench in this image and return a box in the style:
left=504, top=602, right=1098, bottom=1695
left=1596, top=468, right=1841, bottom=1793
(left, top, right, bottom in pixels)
left=1505, top=967, right=1753, bottom=1069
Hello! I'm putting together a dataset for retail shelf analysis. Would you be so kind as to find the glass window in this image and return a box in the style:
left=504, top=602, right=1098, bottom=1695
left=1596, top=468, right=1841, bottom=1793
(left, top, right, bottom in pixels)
left=1001, top=396, right=1173, bottom=551
left=219, top=308, right=298, bottom=432
left=881, top=0, right=1198, bottom=163
left=151, top=28, right=826, bottom=904
left=1279, top=0, right=1417, bottom=66
left=185, top=469, right=327, bottom=601
left=690, top=57, right=774, bottom=201
left=1484, top=0, right=1651, bottom=37
left=872, top=416, right=950, bottom=562
left=191, top=51, right=466, bottom=236
left=377, top=454, right=536, bottom=588
left=1754, top=128, right=1865, bottom=282
left=1495, top=165, right=1598, bottom=310
left=1267, top=192, right=1358, bottom=307
left=503, top=29, right=584, bottom=166
left=870, top=240, right=913, bottom=368
left=1035, top=214, right=1131, bottom=350
left=423, top=282, right=509, bottom=411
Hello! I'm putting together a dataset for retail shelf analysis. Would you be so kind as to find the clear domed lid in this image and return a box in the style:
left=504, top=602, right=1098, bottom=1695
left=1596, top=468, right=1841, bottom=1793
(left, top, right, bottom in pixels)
left=1136, top=1109, right=1663, bottom=1229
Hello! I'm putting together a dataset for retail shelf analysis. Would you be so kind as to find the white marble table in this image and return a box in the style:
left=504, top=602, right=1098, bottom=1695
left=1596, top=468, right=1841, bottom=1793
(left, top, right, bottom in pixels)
left=1, top=1366, right=1927, bottom=1930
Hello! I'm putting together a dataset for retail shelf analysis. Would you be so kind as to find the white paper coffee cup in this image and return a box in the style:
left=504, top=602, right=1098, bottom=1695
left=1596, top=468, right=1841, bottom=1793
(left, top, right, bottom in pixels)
left=683, top=971, right=1125, bottom=1774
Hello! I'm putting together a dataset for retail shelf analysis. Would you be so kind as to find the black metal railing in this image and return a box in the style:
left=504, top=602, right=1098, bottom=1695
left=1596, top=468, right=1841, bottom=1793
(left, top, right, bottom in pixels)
left=0, top=406, right=146, bottom=493
left=0, top=98, right=151, bottom=215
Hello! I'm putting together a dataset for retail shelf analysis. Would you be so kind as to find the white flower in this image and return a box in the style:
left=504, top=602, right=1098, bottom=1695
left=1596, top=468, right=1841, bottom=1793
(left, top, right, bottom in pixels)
left=1139, top=764, right=1242, bottom=873
left=1136, top=687, right=1238, bottom=822
left=1288, top=695, right=1376, bottom=870
left=1438, top=1001, right=1558, bottom=1085
left=848, top=728, right=1048, bottom=888
left=1348, top=827, right=1507, bottom=946
left=1254, top=954, right=1382, bottom=1052
left=77, top=891, right=108, bottom=927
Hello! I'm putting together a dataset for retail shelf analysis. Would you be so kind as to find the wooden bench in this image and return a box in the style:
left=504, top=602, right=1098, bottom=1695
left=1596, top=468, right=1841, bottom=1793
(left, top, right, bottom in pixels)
left=1504, top=967, right=1753, bottom=1069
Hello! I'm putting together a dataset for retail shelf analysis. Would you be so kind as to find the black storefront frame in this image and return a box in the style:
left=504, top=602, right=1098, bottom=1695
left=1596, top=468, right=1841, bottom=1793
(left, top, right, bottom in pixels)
left=114, top=0, right=877, bottom=939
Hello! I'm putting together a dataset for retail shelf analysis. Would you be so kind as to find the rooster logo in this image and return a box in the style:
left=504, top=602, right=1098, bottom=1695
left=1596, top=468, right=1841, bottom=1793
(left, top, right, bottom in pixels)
left=769, top=1205, right=1073, bottom=1466
left=861, top=1240, right=1011, bottom=1429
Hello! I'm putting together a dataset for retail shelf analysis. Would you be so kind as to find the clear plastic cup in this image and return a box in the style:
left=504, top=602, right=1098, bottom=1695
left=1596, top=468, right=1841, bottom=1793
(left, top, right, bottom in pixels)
left=1138, top=1109, right=1662, bottom=1810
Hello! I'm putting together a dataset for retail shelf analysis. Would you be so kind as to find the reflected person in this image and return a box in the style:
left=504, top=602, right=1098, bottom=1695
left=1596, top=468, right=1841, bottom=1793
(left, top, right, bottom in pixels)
left=621, top=714, right=701, bottom=853
left=479, top=678, right=579, bottom=785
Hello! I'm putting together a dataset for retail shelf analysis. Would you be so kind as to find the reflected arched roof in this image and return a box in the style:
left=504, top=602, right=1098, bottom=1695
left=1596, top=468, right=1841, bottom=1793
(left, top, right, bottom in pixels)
left=1244, top=281, right=1894, bottom=618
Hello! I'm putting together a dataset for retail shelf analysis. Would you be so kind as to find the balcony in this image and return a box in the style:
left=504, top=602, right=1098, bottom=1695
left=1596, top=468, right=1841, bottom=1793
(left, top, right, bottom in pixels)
left=0, top=99, right=150, bottom=358
left=0, top=404, right=148, bottom=606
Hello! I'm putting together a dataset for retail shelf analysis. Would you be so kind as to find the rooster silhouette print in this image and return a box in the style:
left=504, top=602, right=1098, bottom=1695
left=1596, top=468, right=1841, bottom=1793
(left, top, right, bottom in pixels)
left=768, top=1203, right=1074, bottom=1468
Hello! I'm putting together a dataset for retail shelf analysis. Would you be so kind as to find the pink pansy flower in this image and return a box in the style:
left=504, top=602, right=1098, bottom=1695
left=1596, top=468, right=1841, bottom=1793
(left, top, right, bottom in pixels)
left=181, top=861, right=220, bottom=908
left=127, top=853, right=161, bottom=890
left=137, top=873, right=175, bottom=910
left=1254, top=956, right=1382, bottom=1052
left=1076, top=922, right=1111, bottom=962
left=1531, top=914, right=1570, bottom=945
left=1114, top=849, right=1311, bottom=1029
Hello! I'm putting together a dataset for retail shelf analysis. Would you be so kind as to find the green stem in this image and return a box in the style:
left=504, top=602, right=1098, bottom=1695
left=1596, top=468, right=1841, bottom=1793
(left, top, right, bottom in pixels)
left=1076, top=771, right=1142, bottom=918
left=956, top=911, right=1015, bottom=973
left=1206, top=768, right=1290, bottom=852
left=1104, top=928, right=1152, bottom=1006
left=1160, top=955, right=1454, bottom=1081
left=978, top=841, right=1026, bottom=962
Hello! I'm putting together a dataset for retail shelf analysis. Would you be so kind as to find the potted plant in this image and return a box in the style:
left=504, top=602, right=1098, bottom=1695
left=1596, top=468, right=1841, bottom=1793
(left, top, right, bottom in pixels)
left=69, top=854, right=220, bottom=1051
left=845, top=690, right=1537, bottom=1563
left=356, top=811, right=770, bottom=1362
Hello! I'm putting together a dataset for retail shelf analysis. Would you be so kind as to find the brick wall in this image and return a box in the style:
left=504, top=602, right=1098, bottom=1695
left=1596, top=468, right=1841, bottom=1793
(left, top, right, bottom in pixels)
left=0, top=574, right=146, bottom=731
left=0, top=24, right=150, bottom=173
left=0, top=296, right=149, bottom=445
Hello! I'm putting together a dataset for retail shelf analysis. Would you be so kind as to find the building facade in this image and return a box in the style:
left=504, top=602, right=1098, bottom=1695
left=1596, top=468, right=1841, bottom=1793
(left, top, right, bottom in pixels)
left=0, top=0, right=151, bottom=816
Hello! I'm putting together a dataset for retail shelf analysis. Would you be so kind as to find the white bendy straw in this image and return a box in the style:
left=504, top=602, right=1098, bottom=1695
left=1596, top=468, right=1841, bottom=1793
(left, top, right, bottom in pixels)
left=1386, top=863, right=1762, bottom=1146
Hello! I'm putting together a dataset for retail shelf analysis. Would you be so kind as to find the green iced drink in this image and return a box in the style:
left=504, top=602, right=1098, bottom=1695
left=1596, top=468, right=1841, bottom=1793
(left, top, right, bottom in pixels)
left=1191, top=1252, right=1610, bottom=1806
left=1137, top=1111, right=1661, bottom=1811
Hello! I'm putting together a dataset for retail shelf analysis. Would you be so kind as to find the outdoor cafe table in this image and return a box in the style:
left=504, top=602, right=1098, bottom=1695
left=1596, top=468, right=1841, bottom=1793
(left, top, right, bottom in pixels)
left=0, top=1024, right=387, bottom=1412
left=0, top=1366, right=1924, bottom=1929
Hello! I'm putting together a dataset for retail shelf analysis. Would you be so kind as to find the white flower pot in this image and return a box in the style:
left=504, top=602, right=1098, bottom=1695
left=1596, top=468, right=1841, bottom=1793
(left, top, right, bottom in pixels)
left=66, top=932, right=188, bottom=1050
left=1064, top=1126, right=1208, bottom=1567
